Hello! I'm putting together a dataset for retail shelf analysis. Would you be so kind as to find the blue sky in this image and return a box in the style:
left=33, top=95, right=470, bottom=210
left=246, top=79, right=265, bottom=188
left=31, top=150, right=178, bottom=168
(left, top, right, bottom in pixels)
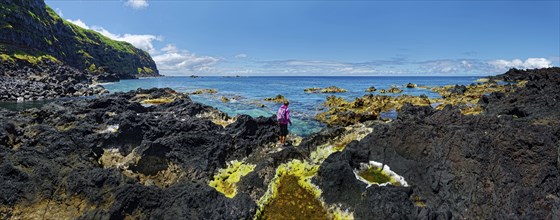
left=46, top=0, right=560, bottom=76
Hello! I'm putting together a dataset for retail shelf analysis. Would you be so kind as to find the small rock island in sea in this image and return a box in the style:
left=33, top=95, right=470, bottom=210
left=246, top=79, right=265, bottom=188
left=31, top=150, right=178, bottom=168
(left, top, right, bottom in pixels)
left=0, top=0, right=559, bottom=219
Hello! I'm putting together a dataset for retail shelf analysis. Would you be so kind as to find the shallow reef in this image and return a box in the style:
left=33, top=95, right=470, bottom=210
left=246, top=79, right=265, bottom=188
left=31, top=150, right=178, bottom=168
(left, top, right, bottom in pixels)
left=263, top=94, right=287, bottom=103
left=304, top=86, right=348, bottom=93
left=316, top=94, right=431, bottom=126
left=190, top=88, right=218, bottom=95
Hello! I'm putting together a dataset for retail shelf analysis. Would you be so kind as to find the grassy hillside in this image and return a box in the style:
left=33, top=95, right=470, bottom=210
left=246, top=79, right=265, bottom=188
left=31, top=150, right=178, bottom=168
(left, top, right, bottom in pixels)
left=0, top=0, right=159, bottom=78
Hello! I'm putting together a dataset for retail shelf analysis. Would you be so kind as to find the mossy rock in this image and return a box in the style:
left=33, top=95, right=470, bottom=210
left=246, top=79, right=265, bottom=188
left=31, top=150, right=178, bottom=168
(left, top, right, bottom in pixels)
left=316, top=94, right=431, bottom=126
left=304, top=87, right=321, bottom=93
left=191, top=89, right=218, bottom=95
left=365, top=86, right=377, bottom=92
left=264, top=94, right=286, bottom=103
left=388, top=87, right=403, bottom=93
left=320, top=86, right=347, bottom=93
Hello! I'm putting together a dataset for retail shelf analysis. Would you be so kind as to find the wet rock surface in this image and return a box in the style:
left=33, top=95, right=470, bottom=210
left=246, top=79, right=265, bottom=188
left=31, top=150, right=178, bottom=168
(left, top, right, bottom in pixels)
left=314, top=68, right=560, bottom=219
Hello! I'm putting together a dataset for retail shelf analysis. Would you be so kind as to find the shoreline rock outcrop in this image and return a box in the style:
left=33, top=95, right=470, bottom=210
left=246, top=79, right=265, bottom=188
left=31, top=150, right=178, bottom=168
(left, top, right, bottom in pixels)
left=0, top=59, right=109, bottom=102
left=0, top=88, right=278, bottom=219
left=0, top=68, right=558, bottom=219
left=313, top=68, right=560, bottom=219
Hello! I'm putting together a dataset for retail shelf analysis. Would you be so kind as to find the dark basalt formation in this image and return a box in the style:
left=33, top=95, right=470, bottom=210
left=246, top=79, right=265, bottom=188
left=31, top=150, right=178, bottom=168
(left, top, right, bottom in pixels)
left=0, top=88, right=278, bottom=219
left=314, top=68, right=560, bottom=219
left=0, top=68, right=558, bottom=219
left=0, top=59, right=108, bottom=101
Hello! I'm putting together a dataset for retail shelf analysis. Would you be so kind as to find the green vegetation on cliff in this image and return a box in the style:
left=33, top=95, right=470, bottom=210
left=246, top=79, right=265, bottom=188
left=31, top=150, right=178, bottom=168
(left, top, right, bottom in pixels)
left=0, top=0, right=159, bottom=78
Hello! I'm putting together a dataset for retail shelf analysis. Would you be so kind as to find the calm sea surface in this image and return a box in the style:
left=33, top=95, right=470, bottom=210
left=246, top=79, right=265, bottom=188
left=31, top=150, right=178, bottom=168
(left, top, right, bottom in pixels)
left=102, top=76, right=479, bottom=136
left=0, top=76, right=480, bottom=136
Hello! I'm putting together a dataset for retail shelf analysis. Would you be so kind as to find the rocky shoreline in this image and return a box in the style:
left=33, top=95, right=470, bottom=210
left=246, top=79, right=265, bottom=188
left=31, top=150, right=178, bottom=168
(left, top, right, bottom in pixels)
left=0, top=68, right=558, bottom=219
left=0, top=60, right=112, bottom=102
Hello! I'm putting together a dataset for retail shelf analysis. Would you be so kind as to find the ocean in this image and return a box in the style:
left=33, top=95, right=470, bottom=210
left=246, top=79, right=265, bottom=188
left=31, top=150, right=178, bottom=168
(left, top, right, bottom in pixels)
left=102, top=76, right=480, bottom=136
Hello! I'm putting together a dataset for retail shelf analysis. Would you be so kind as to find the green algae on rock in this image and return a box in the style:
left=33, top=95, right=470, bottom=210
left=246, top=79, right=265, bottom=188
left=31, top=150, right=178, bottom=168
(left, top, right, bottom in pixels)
left=365, top=86, right=377, bottom=92
left=264, top=94, right=287, bottom=103
left=303, top=86, right=348, bottom=93
left=316, top=94, right=431, bottom=126
left=209, top=160, right=256, bottom=198
left=320, top=86, right=348, bottom=93
left=255, top=125, right=373, bottom=220
left=304, top=87, right=322, bottom=93
left=196, top=110, right=236, bottom=127
left=430, top=82, right=519, bottom=115
left=254, top=160, right=353, bottom=220
left=354, top=161, right=408, bottom=187
left=190, top=89, right=218, bottom=95
left=388, top=86, right=403, bottom=93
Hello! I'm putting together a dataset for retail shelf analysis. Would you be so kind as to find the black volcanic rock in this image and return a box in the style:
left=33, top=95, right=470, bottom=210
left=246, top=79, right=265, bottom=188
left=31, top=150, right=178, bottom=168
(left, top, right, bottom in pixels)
left=314, top=68, right=560, bottom=219
left=1, top=68, right=559, bottom=219
left=0, top=59, right=109, bottom=101
left=0, top=88, right=277, bottom=219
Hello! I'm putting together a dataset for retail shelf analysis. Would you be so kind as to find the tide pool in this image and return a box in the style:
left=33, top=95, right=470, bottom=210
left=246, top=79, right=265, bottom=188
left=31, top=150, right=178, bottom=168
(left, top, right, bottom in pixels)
left=103, top=76, right=479, bottom=136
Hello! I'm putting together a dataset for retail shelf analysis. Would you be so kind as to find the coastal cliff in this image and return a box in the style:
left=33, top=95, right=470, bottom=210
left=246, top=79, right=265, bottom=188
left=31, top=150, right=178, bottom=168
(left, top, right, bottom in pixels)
left=0, top=0, right=159, bottom=101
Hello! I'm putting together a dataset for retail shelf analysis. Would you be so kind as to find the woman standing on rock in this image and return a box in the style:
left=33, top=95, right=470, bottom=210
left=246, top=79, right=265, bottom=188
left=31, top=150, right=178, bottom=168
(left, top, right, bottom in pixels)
left=277, top=100, right=292, bottom=146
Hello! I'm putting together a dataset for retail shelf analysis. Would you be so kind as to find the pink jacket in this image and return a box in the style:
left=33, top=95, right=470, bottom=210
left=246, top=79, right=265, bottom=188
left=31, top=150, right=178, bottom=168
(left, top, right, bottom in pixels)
left=277, top=105, right=291, bottom=125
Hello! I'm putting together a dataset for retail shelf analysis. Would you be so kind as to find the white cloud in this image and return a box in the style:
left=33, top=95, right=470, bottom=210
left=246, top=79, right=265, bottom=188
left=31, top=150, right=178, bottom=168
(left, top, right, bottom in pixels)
left=66, top=19, right=162, bottom=53
left=488, top=58, right=552, bottom=70
left=234, top=53, right=248, bottom=59
left=125, top=0, right=149, bottom=9
left=161, top=44, right=179, bottom=53
left=90, top=26, right=162, bottom=53
left=153, top=49, right=220, bottom=75
left=67, top=19, right=89, bottom=29
left=64, top=18, right=222, bottom=75
left=55, top=8, right=64, bottom=17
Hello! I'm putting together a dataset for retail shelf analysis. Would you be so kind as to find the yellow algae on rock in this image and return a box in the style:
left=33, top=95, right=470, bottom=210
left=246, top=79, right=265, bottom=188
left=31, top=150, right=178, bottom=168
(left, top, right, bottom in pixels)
left=320, top=86, right=348, bottom=93
left=98, top=148, right=184, bottom=188
left=258, top=174, right=329, bottom=220
left=304, top=87, right=321, bottom=93
left=99, top=148, right=141, bottom=170
left=209, top=160, right=256, bottom=198
left=331, top=125, right=373, bottom=152
left=430, top=82, right=517, bottom=115
left=255, top=160, right=354, bottom=220
left=55, top=122, right=76, bottom=132
left=3, top=194, right=101, bottom=220
left=196, top=110, right=236, bottom=127
left=190, top=88, right=218, bottom=95
left=139, top=97, right=176, bottom=105
left=264, top=94, right=287, bottom=103
left=317, top=94, right=431, bottom=126
left=131, top=89, right=183, bottom=105
left=255, top=160, right=325, bottom=220
left=354, top=161, right=408, bottom=187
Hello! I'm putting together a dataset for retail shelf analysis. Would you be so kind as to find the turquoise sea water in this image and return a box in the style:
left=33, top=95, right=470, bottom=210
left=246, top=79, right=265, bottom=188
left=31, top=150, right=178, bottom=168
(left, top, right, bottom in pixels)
left=103, top=76, right=479, bottom=136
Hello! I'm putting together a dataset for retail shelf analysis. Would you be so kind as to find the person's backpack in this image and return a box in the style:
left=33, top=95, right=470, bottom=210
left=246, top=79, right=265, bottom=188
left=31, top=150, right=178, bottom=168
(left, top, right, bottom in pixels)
left=277, top=107, right=287, bottom=124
